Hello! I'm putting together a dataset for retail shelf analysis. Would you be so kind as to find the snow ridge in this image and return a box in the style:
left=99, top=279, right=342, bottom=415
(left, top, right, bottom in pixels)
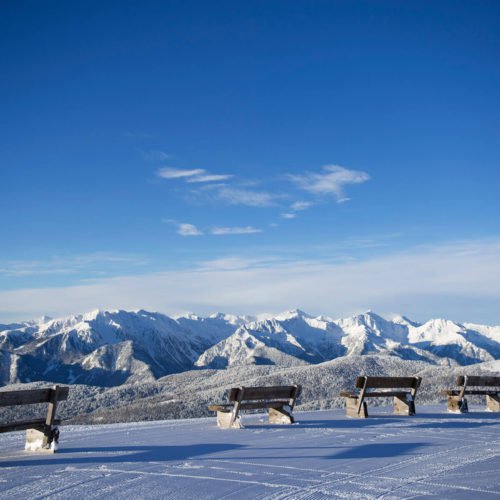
left=0, top=309, right=499, bottom=387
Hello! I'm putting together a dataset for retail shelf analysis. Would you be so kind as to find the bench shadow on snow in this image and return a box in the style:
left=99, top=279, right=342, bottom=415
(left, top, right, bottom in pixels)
left=244, top=410, right=499, bottom=431
left=329, top=442, right=428, bottom=459
left=0, top=443, right=246, bottom=468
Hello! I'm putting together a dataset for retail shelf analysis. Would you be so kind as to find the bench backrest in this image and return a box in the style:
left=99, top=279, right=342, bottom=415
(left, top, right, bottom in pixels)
left=456, top=375, right=500, bottom=388
left=0, top=386, right=69, bottom=407
left=228, top=385, right=300, bottom=402
left=355, top=376, right=421, bottom=390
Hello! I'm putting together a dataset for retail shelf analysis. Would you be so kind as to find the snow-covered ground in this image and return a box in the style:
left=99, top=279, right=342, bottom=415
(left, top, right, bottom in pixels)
left=1, top=406, right=499, bottom=499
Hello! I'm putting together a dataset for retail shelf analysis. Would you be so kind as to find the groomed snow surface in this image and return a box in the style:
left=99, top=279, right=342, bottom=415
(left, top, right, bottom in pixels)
left=1, top=406, right=499, bottom=499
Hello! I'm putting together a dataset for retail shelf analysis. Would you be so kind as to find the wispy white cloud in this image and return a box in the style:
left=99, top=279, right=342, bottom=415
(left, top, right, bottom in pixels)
left=210, top=226, right=262, bottom=235
left=290, top=165, right=370, bottom=202
left=2, top=240, right=500, bottom=324
left=156, top=167, right=232, bottom=184
left=177, top=223, right=203, bottom=236
left=0, top=253, right=146, bottom=277
left=198, top=257, right=269, bottom=270
left=279, top=201, right=312, bottom=220
left=186, top=174, right=233, bottom=183
left=157, top=168, right=205, bottom=179
left=291, top=201, right=312, bottom=211
left=217, top=187, right=278, bottom=207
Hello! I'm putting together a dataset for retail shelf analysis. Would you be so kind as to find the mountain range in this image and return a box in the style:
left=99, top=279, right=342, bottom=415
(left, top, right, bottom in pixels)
left=1, top=308, right=499, bottom=387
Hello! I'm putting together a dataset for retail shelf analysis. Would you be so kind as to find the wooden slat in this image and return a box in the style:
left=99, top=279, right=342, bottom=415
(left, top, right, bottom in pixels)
left=228, top=386, right=297, bottom=401
left=0, top=389, right=51, bottom=407
left=45, top=386, right=60, bottom=427
left=355, top=377, right=419, bottom=389
left=339, top=391, right=357, bottom=398
left=464, top=390, right=500, bottom=395
left=363, top=391, right=408, bottom=398
left=354, top=377, right=366, bottom=389
left=208, top=405, right=231, bottom=412
left=238, top=402, right=288, bottom=410
left=228, top=388, right=241, bottom=401
left=456, top=376, right=500, bottom=387
left=0, top=386, right=69, bottom=407
left=0, top=418, right=61, bottom=434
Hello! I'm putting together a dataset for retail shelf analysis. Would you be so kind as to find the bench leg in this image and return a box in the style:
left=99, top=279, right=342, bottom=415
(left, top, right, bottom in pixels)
left=216, top=411, right=242, bottom=429
left=393, top=396, right=416, bottom=416
left=346, top=398, right=368, bottom=418
left=447, top=396, right=468, bottom=413
left=268, top=406, right=294, bottom=424
left=486, top=395, right=500, bottom=412
left=25, top=427, right=59, bottom=453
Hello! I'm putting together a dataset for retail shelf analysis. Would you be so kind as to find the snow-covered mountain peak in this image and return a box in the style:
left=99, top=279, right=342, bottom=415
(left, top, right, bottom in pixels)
left=36, top=315, right=53, bottom=324
left=336, top=311, right=391, bottom=333
left=1, top=308, right=499, bottom=388
left=174, top=312, right=200, bottom=321
left=208, top=312, right=251, bottom=324
left=274, top=309, right=312, bottom=321
left=82, top=309, right=105, bottom=321
left=410, top=318, right=465, bottom=343
left=316, top=314, right=335, bottom=322
left=392, top=315, right=421, bottom=327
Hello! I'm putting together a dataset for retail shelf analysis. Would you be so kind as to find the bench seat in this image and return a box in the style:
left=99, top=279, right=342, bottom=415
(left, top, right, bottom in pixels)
left=442, top=389, right=499, bottom=396
left=444, top=376, right=500, bottom=413
left=0, top=385, right=68, bottom=452
left=208, top=385, right=301, bottom=428
left=208, top=401, right=291, bottom=412
left=340, top=390, right=409, bottom=399
left=0, top=418, right=62, bottom=434
left=340, top=376, right=421, bottom=418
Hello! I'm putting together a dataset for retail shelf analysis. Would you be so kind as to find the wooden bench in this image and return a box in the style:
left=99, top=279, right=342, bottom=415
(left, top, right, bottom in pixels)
left=208, top=385, right=301, bottom=429
left=442, top=375, right=500, bottom=413
left=0, top=385, right=69, bottom=452
left=340, top=376, right=422, bottom=418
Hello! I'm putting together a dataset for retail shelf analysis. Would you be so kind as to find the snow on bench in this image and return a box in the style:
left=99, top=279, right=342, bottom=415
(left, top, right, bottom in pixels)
left=208, top=385, right=301, bottom=429
left=0, top=385, right=69, bottom=452
left=443, top=375, right=500, bottom=413
left=340, top=376, right=422, bottom=418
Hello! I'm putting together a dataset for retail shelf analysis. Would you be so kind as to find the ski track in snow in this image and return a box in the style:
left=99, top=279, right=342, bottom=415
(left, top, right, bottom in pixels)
left=0, top=406, right=499, bottom=499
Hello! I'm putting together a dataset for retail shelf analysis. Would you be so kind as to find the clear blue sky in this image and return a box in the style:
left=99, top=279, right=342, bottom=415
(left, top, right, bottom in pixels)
left=1, top=1, right=499, bottom=323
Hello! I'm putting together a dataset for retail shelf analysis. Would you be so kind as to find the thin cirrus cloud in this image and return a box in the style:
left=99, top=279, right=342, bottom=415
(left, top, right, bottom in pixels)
left=186, top=174, right=233, bottom=183
left=217, top=187, right=277, bottom=207
left=157, top=167, right=206, bottom=179
left=291, top=201, right=312, bottom=211
left=2, top=239, right=500, bottom=325
left=177, top=223, right=203, bottom=236
left=0, top=253, right=147, bottom=277
left=156, top=167, right=232, bottom=183
left=210, top=226, right=262, bottom=235
left=156, top=164, right=370, bottom=237
left=290, top=165, right=370, bottom=202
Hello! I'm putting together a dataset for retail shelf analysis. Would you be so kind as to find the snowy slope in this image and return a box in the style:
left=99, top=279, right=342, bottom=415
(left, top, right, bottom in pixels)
left=0, top=406, right=499, bottom=499
left=1, top=308, right=499, bottom=387
left=195, top=310, right=495, bottom=370
left=0, top=310, right=242, bottom=386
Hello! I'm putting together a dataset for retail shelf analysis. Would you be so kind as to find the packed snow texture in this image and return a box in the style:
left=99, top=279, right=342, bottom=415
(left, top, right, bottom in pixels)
left=1, top=406, right=499, bottom=499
